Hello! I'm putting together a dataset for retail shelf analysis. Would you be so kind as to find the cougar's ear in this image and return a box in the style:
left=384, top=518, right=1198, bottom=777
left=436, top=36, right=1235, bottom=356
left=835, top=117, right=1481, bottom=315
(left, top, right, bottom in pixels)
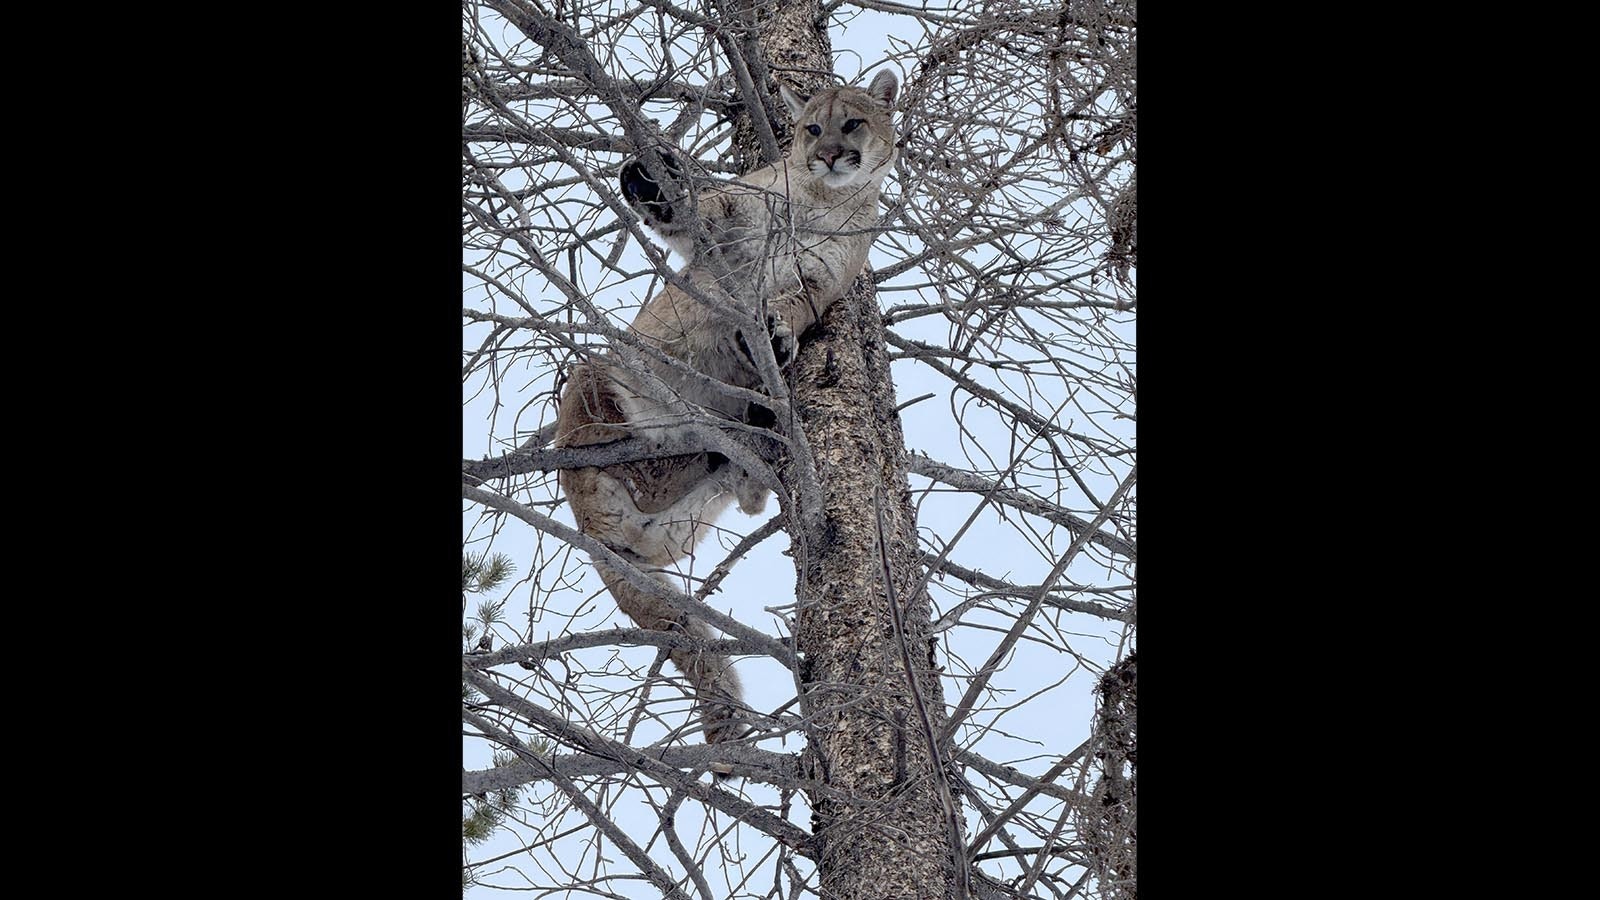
left=866, top=69, right=898, bottom=109
left=779, top=82, right=809, bottom=120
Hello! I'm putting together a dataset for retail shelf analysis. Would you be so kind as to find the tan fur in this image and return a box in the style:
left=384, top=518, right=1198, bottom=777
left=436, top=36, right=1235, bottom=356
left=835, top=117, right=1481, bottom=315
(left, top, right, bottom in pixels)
left=554, top=69, right=899, bottom=746
left=629, top=70, right=899, bottom=418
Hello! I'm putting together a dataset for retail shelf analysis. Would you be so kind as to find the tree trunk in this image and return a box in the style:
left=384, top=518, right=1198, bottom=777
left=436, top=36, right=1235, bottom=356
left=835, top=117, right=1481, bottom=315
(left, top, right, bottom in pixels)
left=731, top=3, right=964, bottom=896
left=790, top=280, right=963, bottom=900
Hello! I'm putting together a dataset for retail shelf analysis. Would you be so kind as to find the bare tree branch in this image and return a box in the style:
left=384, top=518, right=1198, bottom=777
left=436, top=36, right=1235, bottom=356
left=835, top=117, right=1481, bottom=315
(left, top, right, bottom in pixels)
left=466, top=668, right=816, bottom=854
left=907, top=453, right=1136, bottom=560
left=943, top=465, right=1136, bottom=743
left=463, top=482, right=796, bottom=666
left=464, top=744, right=803, bottom=793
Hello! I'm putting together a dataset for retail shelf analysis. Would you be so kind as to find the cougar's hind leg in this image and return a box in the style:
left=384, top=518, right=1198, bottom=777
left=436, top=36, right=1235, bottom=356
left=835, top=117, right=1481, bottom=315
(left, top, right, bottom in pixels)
left=595, top=563, right=748, bottom=746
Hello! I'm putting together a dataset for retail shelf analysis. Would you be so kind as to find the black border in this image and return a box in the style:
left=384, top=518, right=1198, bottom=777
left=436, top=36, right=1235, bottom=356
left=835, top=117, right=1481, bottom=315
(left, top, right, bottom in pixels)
left=214, top=3, right=1375, bottom=893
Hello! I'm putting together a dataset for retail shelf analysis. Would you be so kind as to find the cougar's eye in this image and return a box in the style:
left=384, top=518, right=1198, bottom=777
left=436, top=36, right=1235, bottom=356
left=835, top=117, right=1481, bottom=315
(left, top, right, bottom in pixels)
left=806, top=123, right=821, bottom=136
left=842, top=118, right=864, bottom=134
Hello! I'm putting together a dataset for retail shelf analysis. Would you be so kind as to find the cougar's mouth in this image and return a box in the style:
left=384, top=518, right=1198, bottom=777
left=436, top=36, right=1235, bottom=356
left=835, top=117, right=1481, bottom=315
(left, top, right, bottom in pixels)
left=814, top=156, right=865, bottom=188
left=812, top=152, right=862, bottom=175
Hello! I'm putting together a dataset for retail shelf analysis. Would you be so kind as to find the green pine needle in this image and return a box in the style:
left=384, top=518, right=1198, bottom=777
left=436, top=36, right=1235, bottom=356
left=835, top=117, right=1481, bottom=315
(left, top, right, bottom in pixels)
left=462, top=806, right=499, bottom=844
left=479, top=553, right=515, bottom=590
left=476, top=598, right=505, bottom=625
left=463, top=552, right=516, bottom=594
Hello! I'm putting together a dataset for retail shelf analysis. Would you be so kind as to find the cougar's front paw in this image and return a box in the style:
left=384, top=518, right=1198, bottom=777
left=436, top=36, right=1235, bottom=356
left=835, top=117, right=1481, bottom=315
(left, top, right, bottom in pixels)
left=767, top=314, right=796, bottom=368
left=744, top=402, right=776, bottom=430
left=619, top=150, right=683, bottom=224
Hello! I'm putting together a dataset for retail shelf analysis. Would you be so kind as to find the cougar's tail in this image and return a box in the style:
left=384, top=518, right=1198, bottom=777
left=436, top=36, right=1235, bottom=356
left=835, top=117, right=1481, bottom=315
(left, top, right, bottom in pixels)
left=596, top=563, right=748, bottom=746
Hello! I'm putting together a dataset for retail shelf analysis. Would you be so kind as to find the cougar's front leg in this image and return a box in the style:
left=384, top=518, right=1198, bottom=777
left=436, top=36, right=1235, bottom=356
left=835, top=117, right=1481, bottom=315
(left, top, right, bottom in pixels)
left=774, top=237, right=871, bottom=349
left=760, top=290, right=820, bottom=370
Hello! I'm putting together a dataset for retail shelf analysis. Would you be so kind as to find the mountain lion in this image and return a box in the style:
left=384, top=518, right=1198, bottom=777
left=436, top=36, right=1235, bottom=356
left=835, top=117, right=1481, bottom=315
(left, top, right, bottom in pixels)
left=554, top=69, right=899, bottom=747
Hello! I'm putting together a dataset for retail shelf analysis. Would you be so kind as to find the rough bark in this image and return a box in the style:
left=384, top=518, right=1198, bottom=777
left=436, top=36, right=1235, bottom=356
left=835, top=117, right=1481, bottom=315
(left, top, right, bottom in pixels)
left=721, top=0, right=833, bottom=168
left=1082, top=653, right=1136, bottom=899
left=729, top=2, right=964, bottom=896
left=790, top=280, right=963, bottom=900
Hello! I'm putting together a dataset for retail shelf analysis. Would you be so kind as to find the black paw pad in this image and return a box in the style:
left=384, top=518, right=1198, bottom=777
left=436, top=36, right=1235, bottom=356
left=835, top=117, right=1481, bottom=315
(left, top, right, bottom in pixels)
left=620, top=150, right=683, bottom=224
left=745, top=403, right=776, bottom=429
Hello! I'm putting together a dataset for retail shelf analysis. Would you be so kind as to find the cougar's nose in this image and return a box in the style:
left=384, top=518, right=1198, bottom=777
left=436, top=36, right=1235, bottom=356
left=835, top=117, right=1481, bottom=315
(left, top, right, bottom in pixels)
left=816, top=148, right=840, bottom=167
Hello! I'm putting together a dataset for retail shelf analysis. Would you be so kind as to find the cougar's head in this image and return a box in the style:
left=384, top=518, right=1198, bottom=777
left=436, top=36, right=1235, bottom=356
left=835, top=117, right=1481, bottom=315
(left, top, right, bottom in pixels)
left=780, top=69, right=898, bottom=190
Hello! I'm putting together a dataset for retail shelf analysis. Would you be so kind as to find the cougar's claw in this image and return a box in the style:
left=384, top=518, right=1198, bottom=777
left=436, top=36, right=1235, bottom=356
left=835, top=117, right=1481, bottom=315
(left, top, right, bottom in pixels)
left=767, top=313, right=795, bottom=368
